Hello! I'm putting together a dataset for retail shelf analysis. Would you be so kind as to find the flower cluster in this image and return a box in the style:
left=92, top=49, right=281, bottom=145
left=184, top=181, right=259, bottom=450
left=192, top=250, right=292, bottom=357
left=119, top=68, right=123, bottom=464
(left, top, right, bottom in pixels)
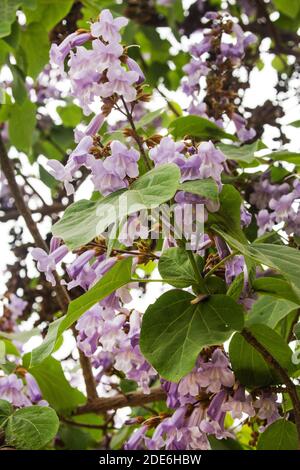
left=181, top=12, right=256, bottom=141
left=126, top=348, right=279, bottom=450
left=251, top=178, right=300, bottom=237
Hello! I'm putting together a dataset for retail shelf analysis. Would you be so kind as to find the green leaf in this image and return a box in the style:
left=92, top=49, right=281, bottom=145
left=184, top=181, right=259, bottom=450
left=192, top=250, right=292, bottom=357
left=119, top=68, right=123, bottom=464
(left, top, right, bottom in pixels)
left=169, top=115, right=237, bottom=141
left=273, top=0, right=300, bottom=18
left=178, top=178, right=219, bottom=202
left=0, top=338, right=20, bottom=358
left=24, top=356, right=85, bottom=411
left=226, top=273, right=244, bottom=301
left=8, top=99, right=36, bottom=152
left=0, top=399, right=13, bottom=426
left=217, top=141, right=259, bottom=164
left=140, top=290, right=244, bottom=381
left=247, top=295, right=299, bottom=329
left=230, top=324, right=296, bottom=387
left=30, top=257, right=132, bottom=366
left=0, top=0, right=21, bottom=38
left=53, top=163, right=181, bottom=250
left=24, top=0, right=73, bottom=29
left=5, top=406, right=59, bottom=450
left=158, top=247, right=203, bottom=287
left=257, top=419, right=298, bottom=450
left=135, top=108, right=164, bottom=129
left=57, top=104, right=83, bottom=128
left=11, top=64, right=27, bottom=104
left=20, top=22, right=49, bottom=78
left=263, top=150, right=300, bottom=165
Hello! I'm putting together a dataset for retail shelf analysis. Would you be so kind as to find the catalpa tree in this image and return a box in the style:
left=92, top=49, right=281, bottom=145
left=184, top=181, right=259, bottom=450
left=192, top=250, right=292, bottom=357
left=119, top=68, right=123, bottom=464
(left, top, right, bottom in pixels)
left=0, top=0, right=300, bottom=452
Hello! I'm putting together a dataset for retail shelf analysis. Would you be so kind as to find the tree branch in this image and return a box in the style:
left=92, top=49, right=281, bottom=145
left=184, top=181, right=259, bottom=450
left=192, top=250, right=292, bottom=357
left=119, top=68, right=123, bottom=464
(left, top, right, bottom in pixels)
left=74, top=387, right=166, bottom=415
left=0, top=203, right=66, bottom=222
left=242, top=328, right=300, bottom=447
left=0, top=136, right=98, bottom=401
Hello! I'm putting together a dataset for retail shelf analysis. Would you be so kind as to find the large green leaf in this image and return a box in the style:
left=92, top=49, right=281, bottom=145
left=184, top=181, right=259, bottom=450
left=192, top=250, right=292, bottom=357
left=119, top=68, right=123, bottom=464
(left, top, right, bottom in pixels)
left=53, top=163, right=181, bottom=250
left=158, top=247, right=203, bottom=287
left=30, top=257, right=132, bottom=366
left=24, top=356, right=85, bottom=411
left=247, top=295, right=299, bottom=329
left=178, top=178, right=219, bottom=203
left=5, top=406, right=59, bottom=450
left=8, top=99, right=36, bottom=152
left=257, top=419, right=298, bottom=450
left=169, top=115, right=237, bottom=141
left=140, top=290, right=244, bottom=381
left=230, top=324, right=296, bottom=388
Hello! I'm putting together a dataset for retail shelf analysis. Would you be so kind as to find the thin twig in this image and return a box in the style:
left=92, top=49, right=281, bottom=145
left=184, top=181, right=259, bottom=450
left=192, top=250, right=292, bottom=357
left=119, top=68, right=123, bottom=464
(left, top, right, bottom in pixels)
left=120, top=96, right=151, bottom=170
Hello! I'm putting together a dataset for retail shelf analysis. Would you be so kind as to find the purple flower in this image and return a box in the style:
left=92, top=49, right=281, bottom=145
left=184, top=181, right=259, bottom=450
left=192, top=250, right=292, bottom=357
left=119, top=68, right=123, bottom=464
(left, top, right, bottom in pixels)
left=254, top=392, right=280, bottom=426
left=104, top=140, right=139, bottom=179
left=183, top=58, right=209, bottom=87
left=98, top=65, right=139, bottom=102
left=68, top=47, right=101, bottom=115
left=31, top=244, right=68, bottom=286
left=90, top=9, right=128, bottom=43
left=0, top=374, right=30, bottom=407
left=47, top=159, right=77, bottom=195
left=74, top=113, right=105, bottom=143
left=222, top=386, right=255, bottom=419
left=174, top=154, right=201, bottom=182
left=197, top=141, right=225, bottom=184
left=221, top=24, right=256, bottom=60
left=232, top=113, right=256, bottom=142
left=256, top=209, right=276, bottom=236
left=88, top=156, right=128, bottom=196
left=269, top=193, right=295, bottom=222
left=92, top=39, right=122, bottom=70
left=225, top=255, right=244, bottom=284
left=240, top=205, right=252, bottom=227
left=69, top=135, right=93, bottom=166
left=7, top=294, right=27, bottom=320
left=125, top=425, right=148, bottom=450
left=50, top=32, right=91, bottom=71
left=25, top=373, right=43, bottom=403
left=67, top=250, right=95, bottom=279
left=126, top=57, right=145, bottom=84
left=198, top=349, right=235, bottom=393
left=149, top=136, right=185, bottom=166
left=177, top=369, right=203, bottom=399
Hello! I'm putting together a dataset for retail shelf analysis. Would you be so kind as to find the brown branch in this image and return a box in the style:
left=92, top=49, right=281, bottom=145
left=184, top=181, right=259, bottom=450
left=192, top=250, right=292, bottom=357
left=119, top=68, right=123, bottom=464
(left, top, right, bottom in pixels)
left=242, top=328, right=300, bottom=447
left=0, top=203, right=66, bottom=222
left=0, top=136, right=98, bottom=401
left=74, top=387, right=166, bottom=415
